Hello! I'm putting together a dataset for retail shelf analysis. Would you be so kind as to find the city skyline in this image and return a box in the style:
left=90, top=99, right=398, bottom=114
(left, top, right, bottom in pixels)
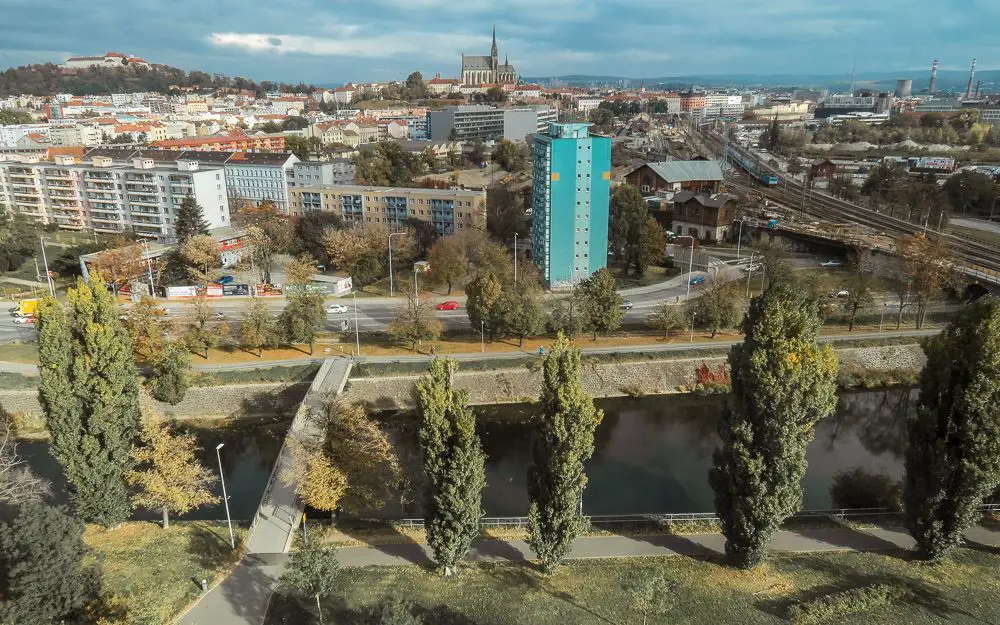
left=0, top=0, right=996, bottom=84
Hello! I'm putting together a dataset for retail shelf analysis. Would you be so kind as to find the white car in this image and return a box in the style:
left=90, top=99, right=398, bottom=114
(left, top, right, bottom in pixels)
left=820, top=260, right=844, bottom=268
left=741, top=263, right=761, bottom=273
left=326, top=304, right=348, bottom=314
left=12, top=316, right=36, bottom=325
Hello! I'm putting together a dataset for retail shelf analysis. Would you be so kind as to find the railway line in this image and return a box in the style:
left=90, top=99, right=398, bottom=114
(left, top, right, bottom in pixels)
left=692, top=126, right=1000, bottom=278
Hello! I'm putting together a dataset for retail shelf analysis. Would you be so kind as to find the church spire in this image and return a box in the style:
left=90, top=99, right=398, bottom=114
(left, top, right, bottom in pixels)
left=491, top=25, right=498, bottom=60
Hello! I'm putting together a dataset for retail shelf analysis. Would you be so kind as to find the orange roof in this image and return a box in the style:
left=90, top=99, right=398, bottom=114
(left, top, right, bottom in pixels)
left=428, top=77, right=459, bottom=84
left=128, top=57, right=147, bottom=63
left=105, top=52, right=125, bottom=58
left=46, top=146, right=86, bottom=161
left=26, top=133, right=46, bottom=140
left=334, top=85, right=357, bottom=92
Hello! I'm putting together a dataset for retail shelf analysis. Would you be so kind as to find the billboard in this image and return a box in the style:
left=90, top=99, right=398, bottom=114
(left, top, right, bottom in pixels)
left=165, top=286, right=198, bottom=298
left=203, top=284, right=223, bottom=297
left=222, top=284, right=251, bottom=296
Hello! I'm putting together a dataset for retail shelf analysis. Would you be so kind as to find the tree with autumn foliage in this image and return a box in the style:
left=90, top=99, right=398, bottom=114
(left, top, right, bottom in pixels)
left=282, top=400, right=402, bottom=517
left=233, top=201, right=292, bottom=285
left=89, top=244, right=144, bottom=295
left=896, top=235, right=956, bottom=329
left=709, top=283, right=839, bottom=569
left=128, top=420, right=218, bottom=529
left=180, top=298, right=230, bottom=359
left=178, top=234, right=221, bottom=284
left=122, top=295, right=170, bottom=364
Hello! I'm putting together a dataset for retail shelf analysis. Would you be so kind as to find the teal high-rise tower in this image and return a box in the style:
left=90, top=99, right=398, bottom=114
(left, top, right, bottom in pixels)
left=530, top=123, right=611, bottom=287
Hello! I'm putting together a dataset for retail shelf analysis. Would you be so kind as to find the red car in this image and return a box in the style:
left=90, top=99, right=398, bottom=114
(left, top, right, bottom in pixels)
left=436, top=300, right=460, bottom=311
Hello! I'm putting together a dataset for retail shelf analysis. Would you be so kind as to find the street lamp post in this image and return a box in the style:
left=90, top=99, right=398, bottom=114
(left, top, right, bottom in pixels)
left=675, top=235, right=696, bottom=302
left=481, top=320, right=485, bottom=353
left=413, top=265, right=419, bottom=298
left=387, top=231, right=406, bottom=297
left=735, top=219, right=745, bottom=259
left=745, top=252, right=756, bottom=297
left=513, top=232, right=518, bottom=283
left=352, top=291, right=360, bottom=356
left=39, top=236, right=54, bottom=297
left=215, top=443, right=235, bottom=549
left=689, top=311, right=697, bottom=343
left=142, top=240, right=155, bottom=299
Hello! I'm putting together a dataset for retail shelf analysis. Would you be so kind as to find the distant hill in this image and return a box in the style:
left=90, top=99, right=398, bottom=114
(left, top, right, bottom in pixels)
left=524, top=69, right=1000, bottom=92
left=0, top=63, right=321, bottom=97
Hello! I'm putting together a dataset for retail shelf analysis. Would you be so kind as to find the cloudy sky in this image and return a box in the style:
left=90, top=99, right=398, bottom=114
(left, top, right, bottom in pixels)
left=0, top=0, right=993, bottom=83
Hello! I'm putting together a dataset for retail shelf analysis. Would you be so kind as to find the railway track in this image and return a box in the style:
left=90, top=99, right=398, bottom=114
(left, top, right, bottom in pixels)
left=692, top=127, right=1000, bottom=275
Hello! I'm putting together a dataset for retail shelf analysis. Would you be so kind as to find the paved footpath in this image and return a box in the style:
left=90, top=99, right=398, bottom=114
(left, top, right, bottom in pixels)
left=176, top=523, right=1000, bottom=625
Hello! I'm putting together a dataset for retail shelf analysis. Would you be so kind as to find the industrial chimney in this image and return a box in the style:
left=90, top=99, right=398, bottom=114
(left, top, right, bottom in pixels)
left=966, top=58, right=977, bottom=100
left=928, top=59, right=939, bottom=94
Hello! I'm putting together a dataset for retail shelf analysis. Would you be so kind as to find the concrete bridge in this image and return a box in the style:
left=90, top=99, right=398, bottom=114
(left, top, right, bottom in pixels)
left=245, top=358, right=353, bottom=555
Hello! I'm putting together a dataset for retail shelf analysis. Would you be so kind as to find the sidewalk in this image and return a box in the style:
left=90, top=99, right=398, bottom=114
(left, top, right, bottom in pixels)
left=176, top=523, right=1000, bottom=625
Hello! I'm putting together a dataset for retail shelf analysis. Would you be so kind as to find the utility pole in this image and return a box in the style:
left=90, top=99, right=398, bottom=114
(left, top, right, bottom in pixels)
left=387, top=231, right=406, bottom=297
left=39, top=236, right=54, bottom=296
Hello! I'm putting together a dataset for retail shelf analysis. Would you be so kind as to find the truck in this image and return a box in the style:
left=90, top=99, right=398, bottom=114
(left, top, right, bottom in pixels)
left=14, top=299, right=38, bottom=317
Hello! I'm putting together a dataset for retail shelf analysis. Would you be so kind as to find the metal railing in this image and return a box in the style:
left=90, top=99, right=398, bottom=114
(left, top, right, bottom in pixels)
left=391, top=505, right=1000, bottom=530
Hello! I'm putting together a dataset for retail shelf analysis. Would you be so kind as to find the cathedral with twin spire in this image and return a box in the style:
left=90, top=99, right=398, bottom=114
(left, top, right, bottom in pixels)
left=461, top=27, right=518, bottom=86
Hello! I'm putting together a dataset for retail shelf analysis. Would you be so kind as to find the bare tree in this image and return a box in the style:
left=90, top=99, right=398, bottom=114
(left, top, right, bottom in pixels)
left=0, top=410, right=49, bottom=505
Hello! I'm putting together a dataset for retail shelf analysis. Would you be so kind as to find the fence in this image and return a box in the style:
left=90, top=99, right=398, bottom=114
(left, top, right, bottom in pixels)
left=391, top=505, right=1000, bottom=530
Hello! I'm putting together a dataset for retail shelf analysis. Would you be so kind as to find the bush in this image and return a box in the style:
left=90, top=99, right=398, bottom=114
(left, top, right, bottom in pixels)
left=786, top=584, right=903, bottom=625
left=829, top=468, right=901, bottom=510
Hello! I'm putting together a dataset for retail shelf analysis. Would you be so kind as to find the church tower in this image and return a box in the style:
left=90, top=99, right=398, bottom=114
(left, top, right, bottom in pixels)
left=490, top=25, right=498, bottom=72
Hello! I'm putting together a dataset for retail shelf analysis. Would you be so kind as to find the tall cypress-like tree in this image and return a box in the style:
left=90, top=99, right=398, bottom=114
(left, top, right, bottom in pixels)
left=416, top=358, right=486, bottom=576
left=904, top=297, right=1000, bottom=561
left=526, top=333, right=603, bottom=572
left=37, top=277, right=143, bottom=527
left=174, top=195, right=210, bottom=244
left=709, top=283, right=838, bottom=569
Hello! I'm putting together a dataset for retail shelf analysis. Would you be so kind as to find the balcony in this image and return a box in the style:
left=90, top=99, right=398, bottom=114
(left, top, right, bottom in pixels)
left=46, top=172, right=73, bottom=181
left=169, top=186, right=192, bottom=195
left=128, top=198, right=160, bottom=207
left=126, top=184, right=157, bottom=194
left=130, top=207, right=162, bottom=215
left=85, top=173, right=114, bottom=180
left=49, top=191, right=78, bottom=200
left=93, top=224, right=123, bottom=233
left=92, top=215, right=123, bottom=224
left=47, top=180, right=74, bottom=188
left=131, top=217, right=163, bottom=225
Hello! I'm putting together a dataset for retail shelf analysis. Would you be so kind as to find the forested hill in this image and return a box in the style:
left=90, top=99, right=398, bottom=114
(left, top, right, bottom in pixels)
left=0, top=63, right=319, bottom=97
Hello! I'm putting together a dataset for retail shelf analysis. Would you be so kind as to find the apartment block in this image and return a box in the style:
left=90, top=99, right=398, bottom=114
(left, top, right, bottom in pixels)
left=287, top=160, right=355, bottom=188
left=0, top=150, right=230, bottom=242
left=530, top=123, right=612, bottom=287
left=427, top=105, right=558, bottom=142
left=288, top=184, right=485, bottom=236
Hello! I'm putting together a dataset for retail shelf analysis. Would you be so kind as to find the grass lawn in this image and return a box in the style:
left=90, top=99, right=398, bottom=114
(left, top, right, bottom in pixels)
left=266, top=548, right=1000, bottom=625
left=85, top=521, right=246, bottom=624
left=0, top=342, right=39, bottom=363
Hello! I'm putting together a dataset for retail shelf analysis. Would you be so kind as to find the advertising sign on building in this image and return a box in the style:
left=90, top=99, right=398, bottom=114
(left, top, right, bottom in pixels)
left=165, top=286, right=198, bottom=298
left=204, top=284, right=223, bottom=297
left=222, top=284, right=251, bottom=296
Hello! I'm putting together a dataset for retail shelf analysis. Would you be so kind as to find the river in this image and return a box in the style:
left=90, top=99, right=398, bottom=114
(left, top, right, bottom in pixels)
left=377, top=387, right=914, bottom=518
left=18, top=388, right=915, bottom=522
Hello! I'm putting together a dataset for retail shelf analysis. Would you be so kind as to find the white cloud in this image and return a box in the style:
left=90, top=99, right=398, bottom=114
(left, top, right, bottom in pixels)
left=208, top=30, right=486, bottom=60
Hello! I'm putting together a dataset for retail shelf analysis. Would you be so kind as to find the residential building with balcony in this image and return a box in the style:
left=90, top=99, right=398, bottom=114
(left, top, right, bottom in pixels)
left=0, top=150, right=230, bottom=242
left=287, top=160, right=355, bottom=188
left=427, top=105, right=559, bottom=142
left=530, top=123, right=612, bottom=287
left=288, top=184, right=485, bottom=235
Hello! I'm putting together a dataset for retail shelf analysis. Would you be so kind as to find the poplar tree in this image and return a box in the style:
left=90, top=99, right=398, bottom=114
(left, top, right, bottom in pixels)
left=709, top=283, right=838, bottom=569
left=904, top=297, right=1000, bottom=561
left=37, top=277, right=143, bottom=527
left=526, top=334, right=604, bottom=572
left=148, top=342, right=191, bottom=405
left=416, top=358, right=486, bottom=576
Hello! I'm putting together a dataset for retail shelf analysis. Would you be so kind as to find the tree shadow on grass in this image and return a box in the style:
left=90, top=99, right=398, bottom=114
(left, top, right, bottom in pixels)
left=755, top=553, right=989, bottom=623
left=186, top=521, right=243, bottom=572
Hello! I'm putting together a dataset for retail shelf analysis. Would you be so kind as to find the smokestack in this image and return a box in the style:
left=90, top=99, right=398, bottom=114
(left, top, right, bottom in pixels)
left=928, top=59, right=939, bottom=94
left=976, top=80, right=982, bottom=99
left=966, top=58, right=977, bottom=100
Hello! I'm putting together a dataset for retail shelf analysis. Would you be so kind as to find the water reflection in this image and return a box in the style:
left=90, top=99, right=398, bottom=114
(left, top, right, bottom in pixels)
left=377, top=388, right=915, bottom=518
left=19, top=417, right=289, bottom=521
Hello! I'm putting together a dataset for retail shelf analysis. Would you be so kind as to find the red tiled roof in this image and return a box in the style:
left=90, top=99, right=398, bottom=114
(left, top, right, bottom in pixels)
left=105, top=52, right=126, bottom=58
left=66, top=56, right=104, bottom=61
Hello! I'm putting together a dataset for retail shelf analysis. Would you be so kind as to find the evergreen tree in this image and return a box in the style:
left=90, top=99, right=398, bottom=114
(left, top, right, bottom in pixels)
left=903, top=297, right=1000, bottom=561
left=0, top=503, right=101, bottom=625
left=526, top=334, right=604, bottom=572
left=416, top=358, right=486, bottom=576
left=37, top=278, right=143, bottom=527
left=148, top=342, right=191, bottom=405
left=709, top=283, right=838, bottom=569
left=174, top=195, right=210, bottom=244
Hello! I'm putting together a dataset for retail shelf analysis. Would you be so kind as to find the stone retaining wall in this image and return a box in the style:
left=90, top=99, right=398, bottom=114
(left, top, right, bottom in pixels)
left=0, top=382, right=310, bottom=426
left=343, top=344, right=927, bottom=410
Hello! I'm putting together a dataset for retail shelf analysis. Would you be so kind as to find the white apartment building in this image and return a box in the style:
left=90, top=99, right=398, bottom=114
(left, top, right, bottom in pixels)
left=48, top=124, right=104, bottom=147
left=287, top=160, right=355, bottom=188
left=0, top=151, right=229, bottom=242
left=0, top=125, right=50, bottom=148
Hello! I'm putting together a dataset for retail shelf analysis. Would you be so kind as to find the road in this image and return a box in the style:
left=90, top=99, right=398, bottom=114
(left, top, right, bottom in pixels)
left=0, top=270, right=710, bottom=342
